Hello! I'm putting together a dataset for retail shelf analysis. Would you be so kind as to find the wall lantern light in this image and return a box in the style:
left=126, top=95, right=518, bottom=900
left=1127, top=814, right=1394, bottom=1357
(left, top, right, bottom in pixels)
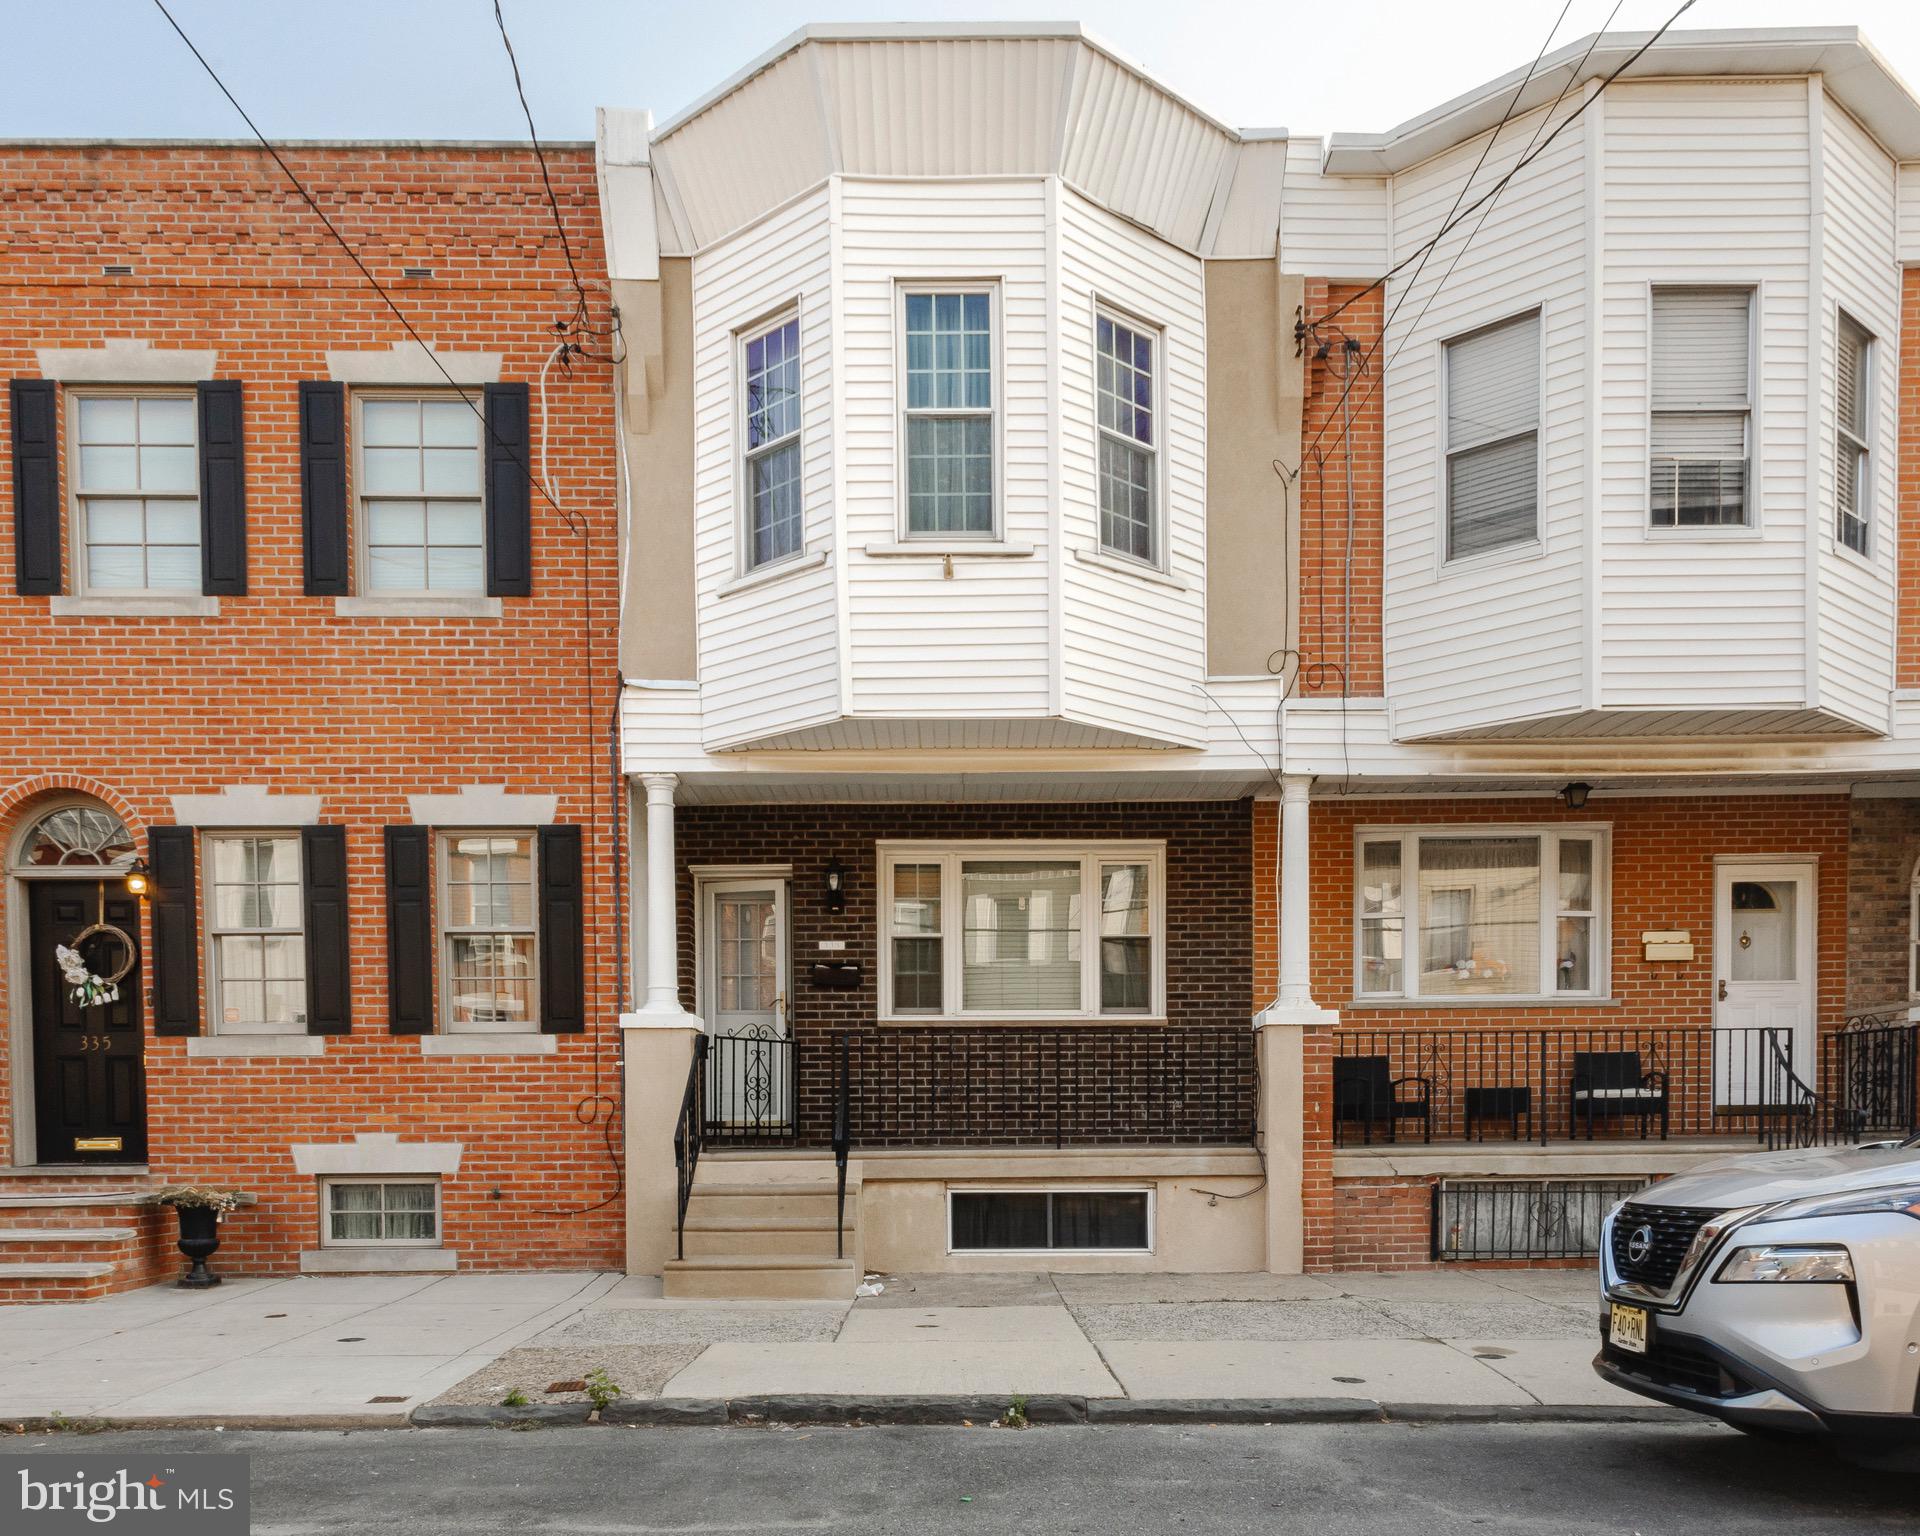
left=123, top=858, right=152, bottom=899
left=824, top=858, right=847, bottom=915
left=1560, top=782, right=1592, bottom=811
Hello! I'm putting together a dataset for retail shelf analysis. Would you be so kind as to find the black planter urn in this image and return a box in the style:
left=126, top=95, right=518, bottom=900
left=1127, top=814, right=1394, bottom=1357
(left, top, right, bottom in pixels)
left=173, top=1205, right=224, bottom=1289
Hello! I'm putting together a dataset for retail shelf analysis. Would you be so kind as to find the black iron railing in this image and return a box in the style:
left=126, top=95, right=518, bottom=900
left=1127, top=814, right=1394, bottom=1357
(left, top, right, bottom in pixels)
left=831, top=1031, right=851, bottom=1259
left=703, top=1032, right=797, bottom=1143
left=1331, top=1025, right=1846, bottom=1148
left=1780, top=1014, right=1919, bottom=1148
left=1433, top=1178, right=1644, bottom=1262
left=672, top=1034, right=708, bottom=1261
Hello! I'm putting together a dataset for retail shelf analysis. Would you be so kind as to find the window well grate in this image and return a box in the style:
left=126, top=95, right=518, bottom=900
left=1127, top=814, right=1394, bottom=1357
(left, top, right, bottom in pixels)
left=1433, top=1179, right=1641, bottom=1262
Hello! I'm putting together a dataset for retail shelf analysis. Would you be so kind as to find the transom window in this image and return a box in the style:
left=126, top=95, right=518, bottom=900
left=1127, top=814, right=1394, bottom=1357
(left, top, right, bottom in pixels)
left=71, top=393, right=199, bottom=592
left=880, top=843, right=1163, bottom=1019
left=1835, top=312, right=1872, bottom=557
left=1096, top=310, right=1159, bottom=564
left=741, top=313, right=803, bottom=570
left=206, top=834, right=306, bottom=1034
left=439, top=831, right=537, bottom=1033
left=902, top=288, right=994, bottom=536
left=1443, top=310, right=1539, bottom=562
left=1356, top=828, right=1606, bottom=1001
left=357, top=395, right=485, bottom=593
left=1650, top=287, right=1752, bottom=528
left=16, top=805, right=136, bottom=870
left=322, top=1178, right=440, bottom=1247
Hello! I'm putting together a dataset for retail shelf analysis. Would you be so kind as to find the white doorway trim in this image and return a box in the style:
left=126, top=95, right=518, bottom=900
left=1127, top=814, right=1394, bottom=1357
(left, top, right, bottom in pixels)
left=1712, top=855, right=1819, bottom=1101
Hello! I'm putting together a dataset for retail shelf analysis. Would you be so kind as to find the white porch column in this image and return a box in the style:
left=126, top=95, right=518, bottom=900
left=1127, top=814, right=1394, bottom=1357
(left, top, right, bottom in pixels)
left=1256, top=773, right=1337, bottom=1275
left=635, top=772, right=692, bottom=1019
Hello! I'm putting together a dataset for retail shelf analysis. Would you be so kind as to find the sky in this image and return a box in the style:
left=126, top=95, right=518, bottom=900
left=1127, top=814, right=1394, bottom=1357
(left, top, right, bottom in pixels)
left=4, top=0, right=1919, bottom=148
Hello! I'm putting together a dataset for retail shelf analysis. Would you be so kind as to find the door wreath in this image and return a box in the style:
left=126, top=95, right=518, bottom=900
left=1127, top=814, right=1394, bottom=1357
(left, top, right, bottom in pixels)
left=54, top=884, right=135, bottom=1009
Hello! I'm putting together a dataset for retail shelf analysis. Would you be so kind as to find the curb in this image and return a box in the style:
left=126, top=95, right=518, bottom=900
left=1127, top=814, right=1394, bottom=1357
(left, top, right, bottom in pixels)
left=410, top=1404, right=593, bottom=1429
left=723, top=1394, right=1088, bottom=1426
left=1085, top=1398, right=1382, bottom=1425
left=1380, top=1402, right=1701, bottom=1426
left=5, top=1413, right=414, bottom=1433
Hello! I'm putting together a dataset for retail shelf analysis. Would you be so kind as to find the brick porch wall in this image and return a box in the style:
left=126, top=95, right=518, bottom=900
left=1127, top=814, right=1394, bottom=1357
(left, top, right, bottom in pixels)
left=0, top=145, right=623, bottom=1274
left=1846, top=796, right=1920, bottom=1014
left=672, top=801, right=1257, bottom=1147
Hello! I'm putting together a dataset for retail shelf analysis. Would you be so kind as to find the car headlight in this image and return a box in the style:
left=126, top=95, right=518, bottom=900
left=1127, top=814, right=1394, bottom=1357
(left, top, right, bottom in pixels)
left=1715, top=1244, right=1855, bottom=1284
left=1753, top=1185, right=1920, bottom=1225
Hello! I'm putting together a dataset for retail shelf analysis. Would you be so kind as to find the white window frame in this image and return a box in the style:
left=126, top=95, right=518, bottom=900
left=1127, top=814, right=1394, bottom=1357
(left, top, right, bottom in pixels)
left=736, top=307, right=805, bottom=574
left=946, top=1186, right=1155, bottom=1255
left=319, top=1176, right=442, bottom=1249
left=436, top=828, right=539, bottom=1034
left=1438, top=307, right=1543, bottom=568
left=1093, top=301, right=1165, bottom=570
left=1351, top=824, right=1610, bottom=1004
left=350, top=389, right=488, bottom=598
left=1646, top=284, right=1758, bottom=536
left=202, top=831, right=306, bottom=1037
left=877, top=840, right=1166, bottom=1022
left=896, top=281, right=1001, bottom=541
left=65, top=386, right=201, bottom=597
left=1834, top=308, right=1873, bottom=561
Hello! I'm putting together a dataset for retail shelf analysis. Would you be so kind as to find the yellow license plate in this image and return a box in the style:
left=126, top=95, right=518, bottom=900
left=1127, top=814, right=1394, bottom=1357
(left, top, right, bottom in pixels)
left=1609, top=1302, right=1649, bottom=1354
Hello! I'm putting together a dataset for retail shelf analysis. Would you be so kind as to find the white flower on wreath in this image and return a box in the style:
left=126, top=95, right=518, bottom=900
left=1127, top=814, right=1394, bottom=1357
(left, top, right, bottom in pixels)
left=55, top=943, right=119, bottom=1009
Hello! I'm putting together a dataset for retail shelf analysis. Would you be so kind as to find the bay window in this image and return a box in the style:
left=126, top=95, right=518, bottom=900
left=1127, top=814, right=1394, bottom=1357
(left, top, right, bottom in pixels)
left=1354, top=827, right=1606, bottom=1001
left=881, top=843, right=1163, bottom=1019
left=901, top=287, right=995, bottom=536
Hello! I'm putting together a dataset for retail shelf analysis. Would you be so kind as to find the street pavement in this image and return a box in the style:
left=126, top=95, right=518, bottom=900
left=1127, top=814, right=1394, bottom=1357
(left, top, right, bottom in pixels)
left=9, top=1422, right=1913, bottom=1534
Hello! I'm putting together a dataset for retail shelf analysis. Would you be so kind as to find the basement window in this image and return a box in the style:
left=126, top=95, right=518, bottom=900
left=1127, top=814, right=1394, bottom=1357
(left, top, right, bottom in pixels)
left=321, top=1177, right=441, bottom=1247
left=948, top=1188, right=1151, bottom=1253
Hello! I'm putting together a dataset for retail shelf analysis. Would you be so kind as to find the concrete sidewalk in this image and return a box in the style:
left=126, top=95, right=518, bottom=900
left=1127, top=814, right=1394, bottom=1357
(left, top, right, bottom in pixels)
left=435, top=1266, right=1637, bottom=1419
left=0, top=1266, right=1639, bottom=1426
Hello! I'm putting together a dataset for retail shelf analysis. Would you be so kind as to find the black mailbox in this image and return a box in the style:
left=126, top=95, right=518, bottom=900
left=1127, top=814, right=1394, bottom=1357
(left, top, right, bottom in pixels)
left=808, top=961, right=863, bottom=990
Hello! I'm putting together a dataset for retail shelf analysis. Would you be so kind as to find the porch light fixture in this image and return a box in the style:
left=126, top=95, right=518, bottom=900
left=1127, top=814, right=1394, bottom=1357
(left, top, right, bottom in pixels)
left=122, top=858, right=151, bottom=899
left=823, top=858, right=847, bottom=915
left=1561, top=783, right=1592, bottom=811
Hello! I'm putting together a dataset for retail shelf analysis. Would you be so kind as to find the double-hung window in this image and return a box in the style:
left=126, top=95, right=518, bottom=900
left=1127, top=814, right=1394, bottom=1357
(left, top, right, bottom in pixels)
left=902, top=288, right=994, bottom=536
left=439, top=831, right=537, bottom=1032
left=1355, top=827, right=1605, bottom=1001
left=1650, top=287, right=1752, bottom=528
left=357, top=395, right=485, bottom=593
left=881, top=843, right=1162, bottom=1019
left=71, top=393, right=200, bottom=593
left=742, top=314, right=803, bottom=569
left=206, top=834, right=306, bottom=1034
left=1096, top=310, right=1158, bottom=564
left=1443, top=311, right=1539, bottom=562
left=1835, top=313, right=1873, bottom=557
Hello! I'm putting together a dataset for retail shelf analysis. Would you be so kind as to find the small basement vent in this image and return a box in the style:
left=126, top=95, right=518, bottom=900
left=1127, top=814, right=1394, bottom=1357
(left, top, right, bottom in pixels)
left=402, top=265, right=435, bottom=279
left=1433, top=1179, right=1641, bottom=1262
left=101, top=263, right=134, bottom=276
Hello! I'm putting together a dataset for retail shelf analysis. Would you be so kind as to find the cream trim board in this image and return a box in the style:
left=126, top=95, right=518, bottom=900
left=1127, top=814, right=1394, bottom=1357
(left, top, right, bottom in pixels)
left=407, top=786, right=557, bottom=826
left=171, top=786, right=323, bottom=827
left=186, top=1034, right=325, bottom=1058
left=333, top=595, right=503, bottom=619
left=326, top=342, right=501, bottom=386
left=36, top=340, right=215, bottom=383
left=291, top=1132, right=463, bottom=1176
left=49, top=595, right=219, bottom=618
left=417, top=1032, right=556, bottom=1056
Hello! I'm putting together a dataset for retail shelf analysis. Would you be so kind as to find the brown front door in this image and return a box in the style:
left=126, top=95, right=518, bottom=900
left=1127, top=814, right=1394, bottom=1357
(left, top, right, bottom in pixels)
left=28, top=881, right=147, bottom=1163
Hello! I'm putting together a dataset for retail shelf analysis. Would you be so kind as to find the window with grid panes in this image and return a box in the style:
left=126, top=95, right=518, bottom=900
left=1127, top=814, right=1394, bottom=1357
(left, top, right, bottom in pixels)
left=742, top=314, right=803, bottom=568
left=206, top=834, right=306, bottom=1034
left=358, top=396, right=485, bottom=592
left=439, top=831, right=537, bottom=1032
left=1835, top=313, right=1872, bottom=556
left=1095, top=311, right=1158, bottom=563
left=72, top=394, right=200, bottom=592
left=903, top=290, right=994, bottom=535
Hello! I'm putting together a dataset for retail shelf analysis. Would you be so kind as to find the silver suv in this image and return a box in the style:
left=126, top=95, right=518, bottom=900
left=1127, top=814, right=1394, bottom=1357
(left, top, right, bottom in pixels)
left=1595, top=1138, right=1920, bottom=1453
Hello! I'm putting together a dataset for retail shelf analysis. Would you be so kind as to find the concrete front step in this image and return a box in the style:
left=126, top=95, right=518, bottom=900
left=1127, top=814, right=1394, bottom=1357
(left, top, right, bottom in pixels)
left=662, top=1253, right=860, bottom=1300
left=684, top=1183, right=851, bottom=1220
left=0, top=1177, right=172, bottom=1302
left=680, top=1212, right=857, bottom=1259
left=0, top=1226, right=141, bottom=1244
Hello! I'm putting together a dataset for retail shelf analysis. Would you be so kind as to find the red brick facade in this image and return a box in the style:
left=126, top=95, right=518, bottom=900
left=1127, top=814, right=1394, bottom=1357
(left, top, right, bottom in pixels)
left=0, top=145, right=623, bottom=1273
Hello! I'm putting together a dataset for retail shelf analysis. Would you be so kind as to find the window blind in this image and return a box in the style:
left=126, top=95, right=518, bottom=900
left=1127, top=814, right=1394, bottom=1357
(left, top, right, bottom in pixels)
left=1445, top=311, right=1539, bottom=561
left=1652, top=288, right=1749, bottom=408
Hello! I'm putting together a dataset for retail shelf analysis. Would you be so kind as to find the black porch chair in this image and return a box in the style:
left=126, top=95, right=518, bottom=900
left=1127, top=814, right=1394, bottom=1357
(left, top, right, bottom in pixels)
left=1570, top=1050, right=1669, bottom=1140
left=1333, top=1055, right=1432, bottom=1144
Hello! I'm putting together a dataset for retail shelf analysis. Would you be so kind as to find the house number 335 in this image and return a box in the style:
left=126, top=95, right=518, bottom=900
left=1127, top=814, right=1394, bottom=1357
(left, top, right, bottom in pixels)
left=76, top=1034, right=114, bottom=1052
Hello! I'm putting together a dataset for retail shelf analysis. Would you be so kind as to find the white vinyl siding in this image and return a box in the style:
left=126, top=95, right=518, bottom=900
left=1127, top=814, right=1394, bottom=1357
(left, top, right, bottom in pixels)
left=1444, top=311, right=1540, bottom=561
left=356, top=395, right=486, bottom=593
left=1834, top=313, right=1871, bottom=556
left=1353, top=827, right=1607, bottom=1002
left=438, top=831, right=537, bottom=1034
left=740, top=312, right=803, bottom=570
left=205, top=834, right=305, bottom=1035
left=1648, top=287, right=1752, bottom=528
left=878, top=842, right=1164, bottom=1020
left=901, top=287, right=995, bottom=536
left=1094, top=309, right=1158, bottom=564
left=70, top=393, right=200, bottom=594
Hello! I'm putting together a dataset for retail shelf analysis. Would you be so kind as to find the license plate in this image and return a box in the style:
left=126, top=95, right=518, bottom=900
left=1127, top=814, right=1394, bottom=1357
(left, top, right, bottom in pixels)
left=1609, top=1302, right=1649, bottom=1354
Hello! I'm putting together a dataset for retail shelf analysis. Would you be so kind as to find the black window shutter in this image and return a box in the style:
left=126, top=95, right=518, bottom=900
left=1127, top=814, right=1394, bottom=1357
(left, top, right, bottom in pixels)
left=149, top=826, right=200, bottom=1036
left=197, top=380, right=247, bottom=595
left=299, top=381, right=349, bottom=596
left=301, top=825, right=352, bottom=1035
left=384, top=826, right=435, bottom=1034
left=10, top=379, right=60, bottom=595
left=538, top=824, right=585, bottom=1034
left=484, top=381, right=531, bottom=596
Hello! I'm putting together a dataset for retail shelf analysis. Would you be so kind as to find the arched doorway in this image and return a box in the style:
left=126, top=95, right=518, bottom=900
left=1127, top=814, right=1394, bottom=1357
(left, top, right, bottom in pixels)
left=10, top=802, right=147, bottom=1164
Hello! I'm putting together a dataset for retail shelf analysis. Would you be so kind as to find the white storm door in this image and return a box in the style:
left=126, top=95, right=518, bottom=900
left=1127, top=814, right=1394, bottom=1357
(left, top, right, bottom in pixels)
left=704, top=879, right=790, bottom=1130
left=1713, top=861, right=1816, bottom=1106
